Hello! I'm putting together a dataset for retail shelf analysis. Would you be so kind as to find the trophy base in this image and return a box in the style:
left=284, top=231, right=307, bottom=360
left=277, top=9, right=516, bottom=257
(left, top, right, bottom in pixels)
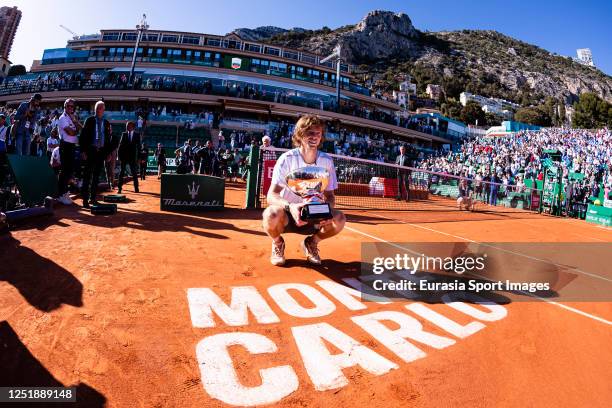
left=300, top=202, right=333, bottom=221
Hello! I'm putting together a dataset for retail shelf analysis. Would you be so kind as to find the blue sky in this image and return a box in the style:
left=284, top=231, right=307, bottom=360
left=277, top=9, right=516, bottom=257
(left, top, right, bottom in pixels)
left=7, top=0, right=612, bottom=75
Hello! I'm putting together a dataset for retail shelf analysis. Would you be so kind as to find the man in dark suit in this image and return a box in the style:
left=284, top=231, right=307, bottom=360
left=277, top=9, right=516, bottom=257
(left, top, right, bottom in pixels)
left=395, top=145, right=411, bottom=202
left=117, top=121, right=141, bottom=193
left=79, top=101, right=115, bottom=208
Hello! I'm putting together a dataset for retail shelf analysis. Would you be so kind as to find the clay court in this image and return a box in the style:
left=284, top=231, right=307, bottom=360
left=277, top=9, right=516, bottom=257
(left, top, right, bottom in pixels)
left=1, top=179, right=611, bottom=407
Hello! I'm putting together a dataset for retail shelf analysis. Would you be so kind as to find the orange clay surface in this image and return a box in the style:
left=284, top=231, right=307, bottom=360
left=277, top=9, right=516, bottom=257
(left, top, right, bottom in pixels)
left=1, top=178, right=611, bottom=408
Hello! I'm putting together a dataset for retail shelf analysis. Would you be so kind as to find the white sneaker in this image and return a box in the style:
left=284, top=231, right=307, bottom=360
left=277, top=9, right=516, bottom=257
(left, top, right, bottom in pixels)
left=58, top=193, right=73, bottom=205
left=301, top=236, right=322, bottom=265
left=270, top=238, right=286, bottom=266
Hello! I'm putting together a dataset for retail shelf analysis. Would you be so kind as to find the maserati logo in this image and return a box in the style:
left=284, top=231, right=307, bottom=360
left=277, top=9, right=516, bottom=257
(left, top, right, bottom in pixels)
left=231, top=57, right=242, bottom=70
left=187, top=181, right=200, bottom=199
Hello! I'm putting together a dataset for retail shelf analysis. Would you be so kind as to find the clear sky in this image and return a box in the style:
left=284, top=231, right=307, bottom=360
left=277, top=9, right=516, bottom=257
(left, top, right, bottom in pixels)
left=6, top=0, right=612, bottom=75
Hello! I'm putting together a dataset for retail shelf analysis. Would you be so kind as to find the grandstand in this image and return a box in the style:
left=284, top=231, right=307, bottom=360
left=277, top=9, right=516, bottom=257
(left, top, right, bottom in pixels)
left=0, top=27, right=453, bottom=152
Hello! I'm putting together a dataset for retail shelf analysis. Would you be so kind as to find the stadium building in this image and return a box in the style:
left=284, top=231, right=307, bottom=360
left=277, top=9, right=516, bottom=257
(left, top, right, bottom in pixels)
left=0, top=27, right=452, bottom=156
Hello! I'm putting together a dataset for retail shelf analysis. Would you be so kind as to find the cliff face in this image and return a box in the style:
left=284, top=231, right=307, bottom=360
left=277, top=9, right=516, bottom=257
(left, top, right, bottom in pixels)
left=230, top=10, right=612, bottom=105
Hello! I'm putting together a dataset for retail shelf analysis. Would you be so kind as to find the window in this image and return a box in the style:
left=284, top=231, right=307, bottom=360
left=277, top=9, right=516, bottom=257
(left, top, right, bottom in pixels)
left=245, top=43, right=261, bottom=53
left=109, top=48, right=116, bottom=56
left=137, top=47, right=143, bottom=55
left=214, top=53, right=221, bottom=60
left=156, top=48, right=163, bottom=56
left=204, top=52, right=211, bottom=59
left=226, top=39, right=241, bottom=49
left=127, top=48, right=134, bottom=54
left=116, top=48, right=125, bottom=55
left=270, top=61, right=287, bottom=73
left=206, top=38, right=221, bottom=47
left=142, top=33, right=159, bottom=42
left=186, top=50, right=192, bottom=59
left=161, top=34, right=179, bottom=43
left=182, top=35, right=200, bottom=45
left=102, top=32, right=120, bottom=41
left=172, top=49, right=182, bottom=56
left=301, top=54, right=316, bottom=65
left=194, top=51, right=201, bottom=58
left=122, top=32, right=138, bottom=41
left=264, top=47, right=280, bottom=56
left=147, top=48, right=153, bottom=56
left=283, top=51, right=299, bottom=60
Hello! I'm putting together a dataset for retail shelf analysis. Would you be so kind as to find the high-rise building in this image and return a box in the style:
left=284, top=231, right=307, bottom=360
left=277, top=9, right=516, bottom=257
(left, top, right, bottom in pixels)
left=0, top=6, right=21, bottom=59
left=576, top=48, right=594, bottom=67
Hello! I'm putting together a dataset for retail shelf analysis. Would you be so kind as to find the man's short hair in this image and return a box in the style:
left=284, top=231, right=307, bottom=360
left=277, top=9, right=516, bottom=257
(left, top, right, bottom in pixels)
left=126, top=121, right=136, bottom=129
left=31, top=93, right=42, bottom=102
left=292, top=114, right=326, bottom=148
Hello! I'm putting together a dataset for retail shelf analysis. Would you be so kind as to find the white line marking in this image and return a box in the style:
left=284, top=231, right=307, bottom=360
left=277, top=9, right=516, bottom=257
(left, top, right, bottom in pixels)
left=365, top=212, right=612, bottom=284
left=344, top=225, right=612, bottom=326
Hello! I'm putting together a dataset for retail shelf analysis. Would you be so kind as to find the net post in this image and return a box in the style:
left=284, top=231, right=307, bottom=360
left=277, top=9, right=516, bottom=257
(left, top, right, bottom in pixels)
left=245, top=145, right=260, bottom=209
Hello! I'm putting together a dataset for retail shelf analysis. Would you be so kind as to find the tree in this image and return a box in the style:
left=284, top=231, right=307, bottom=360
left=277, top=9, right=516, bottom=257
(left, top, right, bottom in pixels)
left=460, top=101, right=486, bottom=126
left=7, top=64, right=26, bottom=76
left=514, top=106, right=551, bottom=126
left=441, top=98, right=463, bottom=121
left=572, top=92, right=612, bottom=128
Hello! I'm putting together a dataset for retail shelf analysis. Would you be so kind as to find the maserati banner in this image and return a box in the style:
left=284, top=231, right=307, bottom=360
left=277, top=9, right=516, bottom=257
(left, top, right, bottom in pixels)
left=160, top=174, right=225, bottom=211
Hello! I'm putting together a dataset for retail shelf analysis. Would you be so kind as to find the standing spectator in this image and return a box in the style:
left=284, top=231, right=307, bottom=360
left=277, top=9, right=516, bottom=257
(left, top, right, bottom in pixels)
left=0, top=114, right=7, bottom=183
left=395, top=145, right=411, bottom=201
left=80, top=101, right=114, bottom=208
left=0, top=114, right=7, bottom=155
left=138, top=143, right=148, bottom=180
left=137, top=115, right=144, bottom=132
left=155, top=143, right=166, bottom=179
left=261, top=135, right=276, bottom=161
left=198, top=140, right=216, bottom=175
left=117, top=121, right=141, bottom=194
left=57, top=98, right=82, bottom=205
left=489, top=172, right=500, bottom=206
left=175, top=139, right=193, bottom=174
left=12, top=93, right=42, bottom=155
left=192, top=140, right=203, bottom=174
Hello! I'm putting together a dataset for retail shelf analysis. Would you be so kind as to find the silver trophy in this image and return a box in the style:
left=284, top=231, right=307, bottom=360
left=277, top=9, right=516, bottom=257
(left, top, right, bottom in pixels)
left=286, top=166, right=333, bottom=221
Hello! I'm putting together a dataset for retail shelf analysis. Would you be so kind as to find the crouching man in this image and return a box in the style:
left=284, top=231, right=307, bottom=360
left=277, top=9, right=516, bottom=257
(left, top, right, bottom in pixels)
left=262, top=114, right=345, bottom=266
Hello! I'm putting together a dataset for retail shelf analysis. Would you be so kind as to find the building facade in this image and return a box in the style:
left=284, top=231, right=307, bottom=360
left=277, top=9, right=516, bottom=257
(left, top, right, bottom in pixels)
left=576, top=48, right=594, bottom=67
left=0, top=26, right=457, bottom=153
left=460, top=91, right=518, bottom=119
left=0, top=6, right=21, bottom=59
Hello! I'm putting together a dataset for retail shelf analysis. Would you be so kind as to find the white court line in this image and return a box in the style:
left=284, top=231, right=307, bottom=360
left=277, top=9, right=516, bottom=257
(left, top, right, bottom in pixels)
left=344, top=224, right=612, bottom=326
left=366, top=212, right=612, bottom=284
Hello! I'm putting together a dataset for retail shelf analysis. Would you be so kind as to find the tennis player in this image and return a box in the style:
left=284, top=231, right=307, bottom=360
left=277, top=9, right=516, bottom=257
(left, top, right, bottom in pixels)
left=262, top=115, right=346, bottom=266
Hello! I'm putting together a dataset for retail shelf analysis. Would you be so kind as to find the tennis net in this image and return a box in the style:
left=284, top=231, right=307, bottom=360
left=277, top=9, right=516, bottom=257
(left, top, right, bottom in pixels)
left=254, top=147, right=543, bottom=212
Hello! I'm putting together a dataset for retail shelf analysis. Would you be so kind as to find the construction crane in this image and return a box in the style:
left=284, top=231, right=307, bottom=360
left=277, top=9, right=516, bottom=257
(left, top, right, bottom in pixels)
left=59, top=25, right=79, bottom=40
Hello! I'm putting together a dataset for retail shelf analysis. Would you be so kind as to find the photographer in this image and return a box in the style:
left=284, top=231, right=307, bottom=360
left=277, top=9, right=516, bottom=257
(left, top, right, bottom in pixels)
left=12, top=93, right=42, bottom=156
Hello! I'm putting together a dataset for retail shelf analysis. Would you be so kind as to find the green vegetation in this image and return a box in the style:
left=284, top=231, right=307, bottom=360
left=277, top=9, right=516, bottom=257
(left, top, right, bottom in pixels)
left=7, top=65, right=26, bottom=77
left=572, top=93, right=612, bottom=128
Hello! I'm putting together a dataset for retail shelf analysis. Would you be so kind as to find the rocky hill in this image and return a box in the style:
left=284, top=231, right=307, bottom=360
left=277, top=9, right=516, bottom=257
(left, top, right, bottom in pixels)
left=230, top=10, right=612, bottom=107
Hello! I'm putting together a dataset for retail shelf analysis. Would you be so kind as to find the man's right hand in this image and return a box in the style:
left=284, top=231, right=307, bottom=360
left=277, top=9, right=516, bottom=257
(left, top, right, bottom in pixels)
left=288, top=203, right=307, bottom=227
